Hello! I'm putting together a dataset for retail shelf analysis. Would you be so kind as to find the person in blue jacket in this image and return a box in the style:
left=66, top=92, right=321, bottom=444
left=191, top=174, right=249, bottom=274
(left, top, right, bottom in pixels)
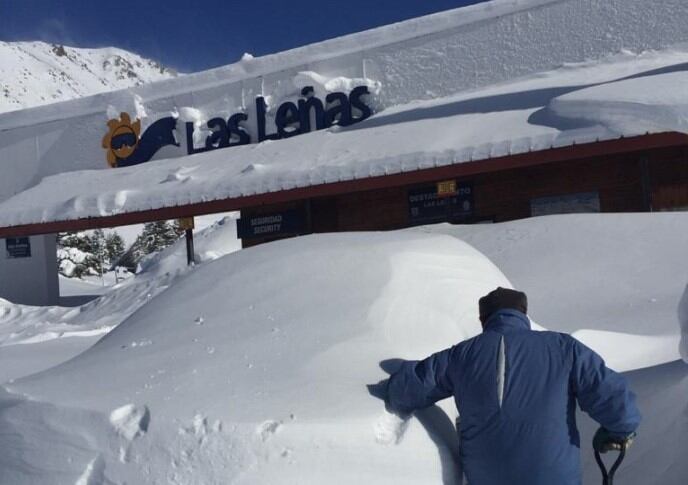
left=385, top=287, right=640, bottom=485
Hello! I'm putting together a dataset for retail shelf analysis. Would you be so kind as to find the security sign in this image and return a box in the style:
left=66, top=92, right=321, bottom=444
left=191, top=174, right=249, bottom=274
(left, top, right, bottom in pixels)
left=236, top=210, right=306, bottom=240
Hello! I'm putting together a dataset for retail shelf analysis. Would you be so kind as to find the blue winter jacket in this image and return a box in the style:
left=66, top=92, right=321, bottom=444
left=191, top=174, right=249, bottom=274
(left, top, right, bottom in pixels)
left=387, top=309, right=641, bottom=485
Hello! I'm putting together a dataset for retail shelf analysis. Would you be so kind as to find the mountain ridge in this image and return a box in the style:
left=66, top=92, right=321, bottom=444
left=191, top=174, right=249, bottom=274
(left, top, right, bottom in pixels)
left=0, top=41, right=178, bottom=114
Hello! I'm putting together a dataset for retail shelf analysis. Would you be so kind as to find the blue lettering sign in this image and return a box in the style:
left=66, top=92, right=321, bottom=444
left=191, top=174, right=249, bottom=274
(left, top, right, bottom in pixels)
left=105, top=85, right=373, bottom=168
left=236, top=209, right=306, bottom=239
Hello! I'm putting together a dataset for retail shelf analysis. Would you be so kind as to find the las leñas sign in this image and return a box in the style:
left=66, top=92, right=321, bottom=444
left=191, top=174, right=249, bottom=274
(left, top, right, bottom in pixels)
left=103, top=85, right=373, bottom=168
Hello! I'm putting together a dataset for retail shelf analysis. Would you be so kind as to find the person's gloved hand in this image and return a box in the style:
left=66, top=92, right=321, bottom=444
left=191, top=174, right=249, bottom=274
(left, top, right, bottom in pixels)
left=367, top=379, right=412, bottom=420
left=593, top=427, right=636, bottom=453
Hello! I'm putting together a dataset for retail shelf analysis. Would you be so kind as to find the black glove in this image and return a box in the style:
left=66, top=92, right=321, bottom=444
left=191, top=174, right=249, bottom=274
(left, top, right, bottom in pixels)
left=593, top=427, right=636, bottom=453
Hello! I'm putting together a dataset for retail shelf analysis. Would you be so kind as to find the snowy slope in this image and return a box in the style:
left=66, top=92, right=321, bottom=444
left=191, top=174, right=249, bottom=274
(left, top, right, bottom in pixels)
left=0, top=213, right=686, bottom=484
left=2, top=231, right=510, bottom=485
left=549, top=71, right=688, bottom=134
left=0, top=215, right=240, bottom=382
left=428, top=212, right=688, bottom=371
left=459, top=213, right=687, bottom=337
left=0, top=41, right=176, bottom=114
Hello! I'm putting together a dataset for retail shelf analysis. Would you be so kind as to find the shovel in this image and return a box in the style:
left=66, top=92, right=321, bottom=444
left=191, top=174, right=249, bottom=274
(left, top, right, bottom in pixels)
left=594, top=442, right=627, bottom=485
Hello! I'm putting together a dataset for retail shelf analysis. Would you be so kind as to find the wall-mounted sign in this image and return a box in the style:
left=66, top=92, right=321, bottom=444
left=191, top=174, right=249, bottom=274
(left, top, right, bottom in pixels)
left=530, top=191, right=600, bottom=216
left=102, top=85, right=373, bottom=168
left=5, top=237, right=31, bottom=259
left=436, top=179, right=458, bottom=198
left=409, top=181, right=473, bottom=224
left=236, top=210, right=307, bottom=240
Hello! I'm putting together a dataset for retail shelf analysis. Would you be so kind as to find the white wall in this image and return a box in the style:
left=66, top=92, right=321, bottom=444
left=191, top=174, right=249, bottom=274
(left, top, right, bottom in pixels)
left=0, top=235, right=59, bottom=306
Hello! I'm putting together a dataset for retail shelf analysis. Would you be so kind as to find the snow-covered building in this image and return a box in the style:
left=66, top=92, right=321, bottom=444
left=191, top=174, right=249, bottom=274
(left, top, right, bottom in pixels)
left=2, top=0, right=688, bottom=303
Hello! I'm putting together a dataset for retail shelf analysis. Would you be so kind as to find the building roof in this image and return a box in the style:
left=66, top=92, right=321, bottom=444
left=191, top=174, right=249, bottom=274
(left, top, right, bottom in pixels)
left=1, top=47, right=688, bottom=237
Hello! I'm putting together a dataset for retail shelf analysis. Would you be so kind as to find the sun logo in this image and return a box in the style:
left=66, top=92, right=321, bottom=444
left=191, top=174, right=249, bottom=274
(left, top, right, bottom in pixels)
left=102, top=112, right=142, bottom=167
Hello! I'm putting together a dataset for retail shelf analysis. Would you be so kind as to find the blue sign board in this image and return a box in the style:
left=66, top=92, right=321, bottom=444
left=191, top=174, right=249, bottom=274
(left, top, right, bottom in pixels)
left=237, top=210, right=306, bottom=240
left=5, top=237, right=31, bottom=258
left=408, top=182, right=473, bottom=224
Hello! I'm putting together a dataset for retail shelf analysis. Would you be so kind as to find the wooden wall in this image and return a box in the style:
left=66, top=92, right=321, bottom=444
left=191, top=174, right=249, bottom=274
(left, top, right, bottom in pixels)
left=648, top=147, right=688, bottom=210
left=240, top=145, right=688, bottom=247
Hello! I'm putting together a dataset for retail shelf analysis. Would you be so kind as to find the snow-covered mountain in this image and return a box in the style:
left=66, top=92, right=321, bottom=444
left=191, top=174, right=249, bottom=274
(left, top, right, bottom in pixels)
left=0, top=41, right=178, bottom=114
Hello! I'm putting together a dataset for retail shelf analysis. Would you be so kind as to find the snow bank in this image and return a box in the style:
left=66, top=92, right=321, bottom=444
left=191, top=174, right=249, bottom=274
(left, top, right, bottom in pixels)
left=549, top=71, right=688, bottom=135
left=0, top=272, right=175, bottom=384
left=137, top=214, right=241, bottom=277
left=431, top=212, right=688, bottom=371
left=0, top=386, right=116, bottom=485
left=0, top=214, right=237, bottom=382
left=1, top=214, right=686, bottom=483
left=577, top=360, right=688, bottom=485
left=0, top=277, right=151, bottom=348
left=572, top=330, right=680, bottom=373
left=0, top=214, right=238, bottom=349
left=3, top=231, right=510, bottom=484
left=680, top=284, right=688, bottom=363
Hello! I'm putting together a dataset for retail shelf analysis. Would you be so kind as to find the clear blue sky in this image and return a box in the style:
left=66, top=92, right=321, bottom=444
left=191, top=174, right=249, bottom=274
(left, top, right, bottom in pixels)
left=0, top=0, right=487, bottom=73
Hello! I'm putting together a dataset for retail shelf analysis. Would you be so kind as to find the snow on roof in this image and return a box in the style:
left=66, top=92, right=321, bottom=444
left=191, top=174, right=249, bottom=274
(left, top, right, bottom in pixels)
left=2, top=0, right=687, bottom=133
left=2, top=48, right=688, bottom=232
left=550, top=70, right=688, bottom=134
left=0, top=0, right=565, bottom=130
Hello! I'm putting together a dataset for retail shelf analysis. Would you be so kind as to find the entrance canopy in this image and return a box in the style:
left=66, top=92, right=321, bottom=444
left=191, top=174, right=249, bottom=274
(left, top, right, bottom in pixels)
left=2, top=52, right=688, bottom=238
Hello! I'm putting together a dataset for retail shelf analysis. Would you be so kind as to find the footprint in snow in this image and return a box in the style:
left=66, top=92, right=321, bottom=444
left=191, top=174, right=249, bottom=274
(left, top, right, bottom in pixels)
left=109, top=403, right=150, bottom=464
left=109, top=403, right=150, bottom=441
left=257, top=420, right=282, bottom=442
left=374, top=410, right=409, bottom=445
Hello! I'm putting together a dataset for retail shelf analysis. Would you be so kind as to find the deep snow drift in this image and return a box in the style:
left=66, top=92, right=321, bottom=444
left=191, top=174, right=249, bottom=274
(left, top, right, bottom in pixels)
left=0, top=215, right=239, bottom=383
left=2, top=231, right=510, bottom=485
left=429, top=212, right=688, bottom=371
left=0, top=213, right=686, bottom=484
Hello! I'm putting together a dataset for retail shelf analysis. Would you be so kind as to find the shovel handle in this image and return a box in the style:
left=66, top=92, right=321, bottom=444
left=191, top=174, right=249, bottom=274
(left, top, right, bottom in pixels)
left=594, top=443, right=627, bottom=485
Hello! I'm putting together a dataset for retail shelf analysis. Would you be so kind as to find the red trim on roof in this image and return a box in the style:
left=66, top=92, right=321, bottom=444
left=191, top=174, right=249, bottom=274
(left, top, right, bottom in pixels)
left=2, top=132, right=687, bottom=238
